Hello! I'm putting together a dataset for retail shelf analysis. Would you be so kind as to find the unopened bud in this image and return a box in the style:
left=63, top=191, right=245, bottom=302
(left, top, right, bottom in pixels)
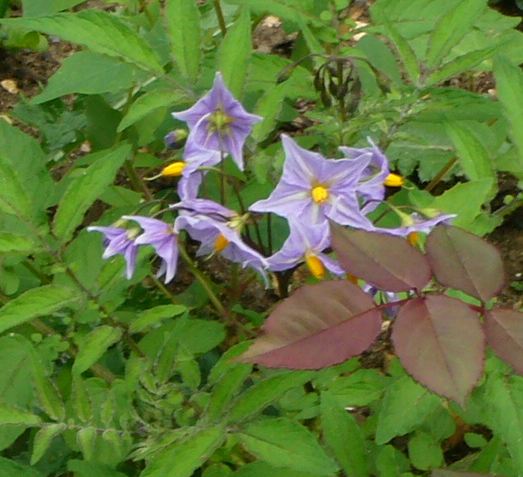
left=164, top=129, right=188, bottom=149
left=161, top=161, right=186, bottom=177
left=384, top=173, right=404, bottom=187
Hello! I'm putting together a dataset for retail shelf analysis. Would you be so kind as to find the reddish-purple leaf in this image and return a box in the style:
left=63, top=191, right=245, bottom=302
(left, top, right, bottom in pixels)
left=485, top=308, right=523, bottom=374
left=239, top=280, right=381, bottom=369
left=426, top=225, right=505, bottom=303
left=392, top=295, right=484, bottom=405
left=330, top=223, right=431, bottom=292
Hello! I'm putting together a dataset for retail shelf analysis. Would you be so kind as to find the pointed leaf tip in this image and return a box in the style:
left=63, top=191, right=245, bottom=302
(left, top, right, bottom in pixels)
left=392, top=295, right=485, bottom=405
left=485, top=308, right=523, bottom=375
left=426, top=225, right=505, bottom=302
left=330, top=223, right=432, bottom=292
left=239, top=280, right=381, bottom=369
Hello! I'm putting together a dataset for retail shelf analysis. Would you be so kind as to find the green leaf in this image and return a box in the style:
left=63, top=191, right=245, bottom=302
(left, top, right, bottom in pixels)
left=0, top=155, right=33, bottom=219
left=239, top=417, right=339, bottom=476
left=53, top=143, right=131, bottom=242
left=31, top=352, right=65, bottom=421
left=0, top=11, right=163, bottom=73
left=426, top=0, right=486, bottom=69
left=493, top=55, right=523, bottom=171
left=117, top=89, right=188, bottom=132
left=73, top=326, right=122, bottom=375
left=23, top=0, right=87, bottom=16
left=233, top=462, right=322, bottom=477
left=445, top=121, right=495, bottom=182
left=130, top=305, right=187, bottom=333
left=32, top=52, right=144, bottom=104
left=165, top=0, right=201, bottom=82
left=408, top=432, right=444, bottom=470
left=376, top=376, right=441, bottom=445
left=77, top=426, right=98, bottom=461
left=426, top=47, right=495, bottom=86
left=227, top=371, right=314, bottom=423
left=0, top=404, right=41, bottom=426
left=30, top=423, right=67, bottom=465
left=0, top=233, right=36, bottom=253
left=140, top=426, right=225, bottom=477
left=67, top=460, right=127, bottom=477
left=217, top=7, right=251, bottom=97
left=431, top=179, right=493, bottom=230
left=0, top=457, right=42, bottom=477
left=0, top=285, right=80, bottom=334
left=485, top=373, right=523, bottom=472
left=321, top=391, right=369, bottom=477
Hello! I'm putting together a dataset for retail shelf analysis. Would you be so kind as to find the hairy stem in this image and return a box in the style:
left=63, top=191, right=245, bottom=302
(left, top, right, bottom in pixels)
left=213, top=0, right=227, bottom=36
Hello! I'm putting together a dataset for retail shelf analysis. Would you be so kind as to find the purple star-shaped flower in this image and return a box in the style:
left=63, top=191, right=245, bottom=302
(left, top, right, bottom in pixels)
left=87, top=226, right=139, bottom=279
left=339, top=138, right=390, bottom=214
left=172, top=72, right=262, bottom=171
left=173, top=199, right=268, bottom=278
left=249, top=135, right=375, bottom=229
left=267, top=220, right=344, bottom=278
left=177, top=137, right=222, bottom=200
left=123, top=216, right=179, bottom=283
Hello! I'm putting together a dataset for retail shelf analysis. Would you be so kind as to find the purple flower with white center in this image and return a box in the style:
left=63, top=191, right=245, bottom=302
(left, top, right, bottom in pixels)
left=177, top=138, right=222, bottom=200
left=87, top=226, right=139, bottom=279
left=123, top=216, right=179, bottom=284
left=173, top=199, right=268, bottom=279
left=339, top=138, right=390, bottom=214
left=267, top=220, right=344, bottom=279
left=249, top=135, right=376, bottom=229
left=172, top=72, right=262, bottom=171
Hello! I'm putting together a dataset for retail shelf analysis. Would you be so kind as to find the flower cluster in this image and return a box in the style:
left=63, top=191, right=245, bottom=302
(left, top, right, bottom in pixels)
left=88, top=72, right=454, bottom=292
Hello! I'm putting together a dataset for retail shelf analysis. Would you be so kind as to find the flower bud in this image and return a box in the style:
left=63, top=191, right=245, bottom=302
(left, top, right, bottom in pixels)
left=384, top=173, right=404, bottom=187
left=164, top=129, right=188, bottom=149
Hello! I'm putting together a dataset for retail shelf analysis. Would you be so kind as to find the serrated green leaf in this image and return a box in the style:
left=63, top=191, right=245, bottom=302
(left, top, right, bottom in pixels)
left=321, top=391, right=369, bottom=477
left=32, top=52, right=144, bottom=104
left=0, top=233, right=36, bottom=253
left=77, top=426, right=98, bottom=461
left=227, top=371, right=313, bottom=423
left=30, top=423, right=67, bottom=465
left=376, top=376, right=441, bottom=445
left=426, top=0, right=486, bottom=69
left=426, top=47, right=495, bottom=86
left=445, top=121, right=495, bottom=182
left=53, top=143, right=131, bottom=242
left=0, top=285, right=80, bottom=334
left=117, top=89, right=188, bottom=132
left=494, top=55, right=523, bottom=171
left=217, top=7, right=251, bottom=97
left=239, top=418, right=339, bottom=476
left=165, top=0, right=201, bottom=82
left=140, top=426, right=225, bottom=477
left=73, top=326, right=122, bottom=375
left=31, top=353, right=65, bottom=421
left=72, top=375, right=92, bottom=424
left=130, top=304, right=187, bottom=333
left=0, top=10, right=163, bottom=73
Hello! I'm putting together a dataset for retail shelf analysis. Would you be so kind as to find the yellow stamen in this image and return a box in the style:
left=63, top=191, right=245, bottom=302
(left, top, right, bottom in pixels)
left=214, top=234, right=230, bottom=253
left=384, top=173, right=404, bottom=187
left=347, top=273, right=359, bottom=284
left=161, top=161, right=186, bottom=177
left=305, top=254, right=326, bottom=279
left=311, top=185, right=329, bottom=204
left=407, top=232, right=420, bottom=247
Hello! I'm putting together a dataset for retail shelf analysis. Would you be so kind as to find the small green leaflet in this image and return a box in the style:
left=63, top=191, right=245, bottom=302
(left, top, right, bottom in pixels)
left=73, top=326, right=123, bottom=375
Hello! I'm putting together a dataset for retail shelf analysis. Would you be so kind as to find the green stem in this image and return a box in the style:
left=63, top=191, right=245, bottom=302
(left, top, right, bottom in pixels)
left=124, top=160, right=153, bottom=201
left=148, top=274, right=180, bottom=305
left=425, top=157, right=458, bottom=193
left=213, top=0, right=227, bottom=36
left=494, top=197, right=523, bottom=218
left=178, top=243, right=227, bottom=318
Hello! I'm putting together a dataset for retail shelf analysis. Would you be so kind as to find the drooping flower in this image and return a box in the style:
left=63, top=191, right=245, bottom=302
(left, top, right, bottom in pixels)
left=87, top=225, right=139, bottom=279
left=172, top=72, right=262, bottom=170
left=249, top=135, right=376, bottom=229
left=339, top=138, right=390, bottom=214
left=123, top=216, right=179, bottom=283
left=173, top=199, right=268, bottom=278
left=164, top=128, right=188, bottom=149
left=267, top=220, right=344, bottom=279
